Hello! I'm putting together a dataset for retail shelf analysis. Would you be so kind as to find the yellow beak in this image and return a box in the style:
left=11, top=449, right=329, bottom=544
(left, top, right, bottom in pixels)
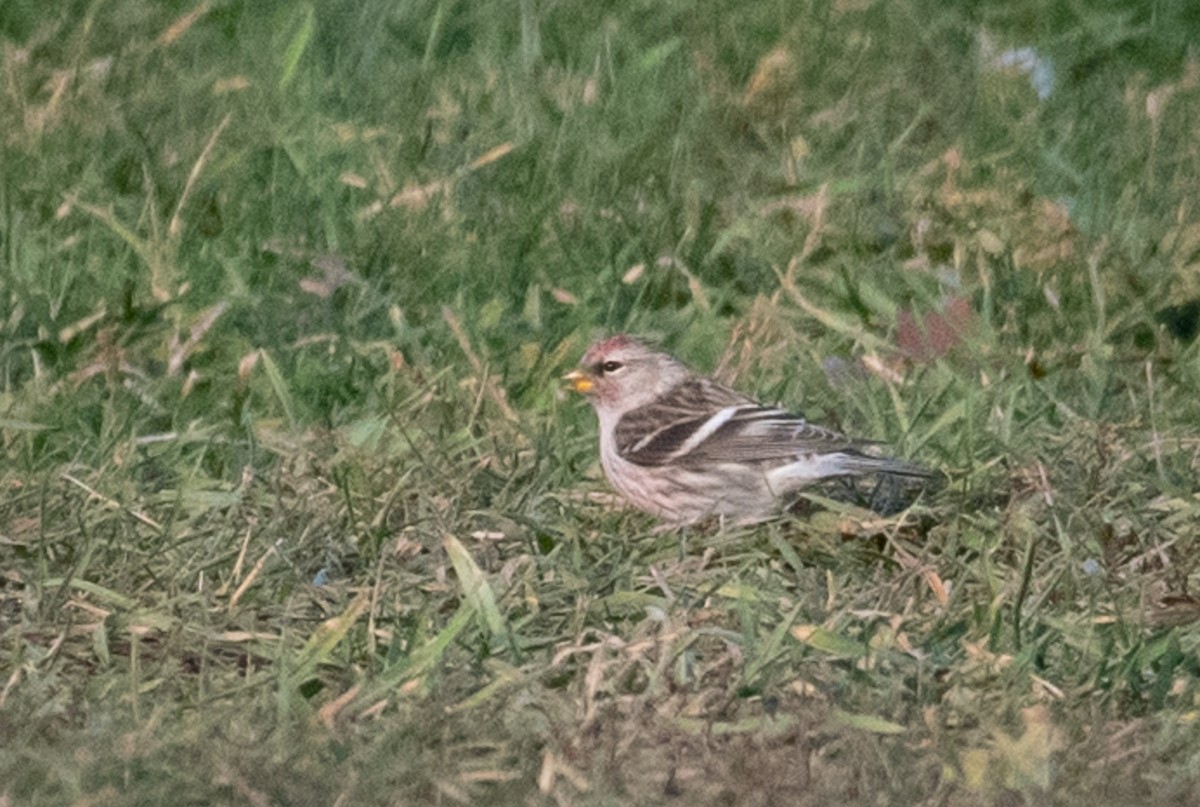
left=563, top=370, right=594, bottom=394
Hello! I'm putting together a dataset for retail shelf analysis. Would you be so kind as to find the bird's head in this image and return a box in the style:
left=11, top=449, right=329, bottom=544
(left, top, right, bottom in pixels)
left=565, top=335, right=687, bottom=416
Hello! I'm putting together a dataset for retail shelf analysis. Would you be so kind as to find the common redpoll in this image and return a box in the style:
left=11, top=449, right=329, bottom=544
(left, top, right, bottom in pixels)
left=565, top=335, right=934, bottom=525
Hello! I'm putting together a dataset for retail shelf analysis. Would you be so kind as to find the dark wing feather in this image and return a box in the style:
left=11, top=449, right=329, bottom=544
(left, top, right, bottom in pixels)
left=614, top=378, right=865, bottom=468
left=682, top=412, right=861, bottom=465
left=614, top=378, right=752, bottom=467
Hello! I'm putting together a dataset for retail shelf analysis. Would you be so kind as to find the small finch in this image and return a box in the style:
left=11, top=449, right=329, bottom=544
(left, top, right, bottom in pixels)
left=565, top=335, right=935, bottom=525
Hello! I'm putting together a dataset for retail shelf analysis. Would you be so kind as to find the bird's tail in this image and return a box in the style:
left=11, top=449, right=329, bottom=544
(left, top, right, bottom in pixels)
left=816, top=453, right=942, bottom=515
left=836, top=452, right=939, bottom=481
left=840, top=451, right=931, bottom=475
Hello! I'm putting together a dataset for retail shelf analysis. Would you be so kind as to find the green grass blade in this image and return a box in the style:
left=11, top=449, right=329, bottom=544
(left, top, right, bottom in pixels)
left=284, top=592, right=370, bottom=691
left=443, top=534, right=507, bottom=640
left=278, top=4, right=315, bottom=90
left=258, top=349, right=297, bottom=429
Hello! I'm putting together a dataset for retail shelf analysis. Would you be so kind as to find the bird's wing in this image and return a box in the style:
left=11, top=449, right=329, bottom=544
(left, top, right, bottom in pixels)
left=614, top=378, right=860, bottom=468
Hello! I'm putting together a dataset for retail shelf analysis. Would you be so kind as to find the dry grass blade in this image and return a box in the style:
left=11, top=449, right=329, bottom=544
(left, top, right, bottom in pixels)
left=168, top=111, right=232, bottom=240
left=774, top=257, right=891, bottom=352
left=60, top=472, right=163, bottom=531
left=442, top=306, right=519, bottom=421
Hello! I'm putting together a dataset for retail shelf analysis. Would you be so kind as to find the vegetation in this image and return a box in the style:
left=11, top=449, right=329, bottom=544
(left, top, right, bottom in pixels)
left=4, top=0, right=1200, bottom=803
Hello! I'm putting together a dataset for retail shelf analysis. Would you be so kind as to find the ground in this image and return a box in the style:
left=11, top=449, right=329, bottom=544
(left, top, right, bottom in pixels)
left=3, top=1, right=1200, bottom=804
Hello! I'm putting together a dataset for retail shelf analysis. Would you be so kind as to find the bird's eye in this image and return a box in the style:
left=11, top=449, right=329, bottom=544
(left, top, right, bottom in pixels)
left=600, top=360, right=623, bottom=373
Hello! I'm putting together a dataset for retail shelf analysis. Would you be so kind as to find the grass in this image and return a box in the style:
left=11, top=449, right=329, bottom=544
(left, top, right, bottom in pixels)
left=4, top=0, right=1200, bottom=804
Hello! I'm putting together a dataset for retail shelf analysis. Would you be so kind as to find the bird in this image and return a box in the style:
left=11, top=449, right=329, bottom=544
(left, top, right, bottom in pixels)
left=564, top=334, right=935, bottom=525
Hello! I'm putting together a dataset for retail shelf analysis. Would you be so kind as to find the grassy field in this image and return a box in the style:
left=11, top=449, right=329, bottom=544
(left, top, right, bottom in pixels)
left=4, top=0, right=1200, bottom=804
